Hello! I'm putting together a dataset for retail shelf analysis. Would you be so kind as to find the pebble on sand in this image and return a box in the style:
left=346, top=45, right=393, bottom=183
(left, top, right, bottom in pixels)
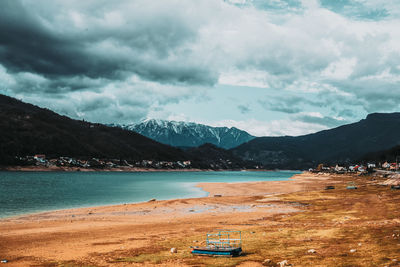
left=278, top=260, right=292, bottom=266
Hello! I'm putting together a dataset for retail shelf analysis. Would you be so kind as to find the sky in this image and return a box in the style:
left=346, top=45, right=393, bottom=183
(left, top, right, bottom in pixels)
left=1, top=0, right=400, bottom=137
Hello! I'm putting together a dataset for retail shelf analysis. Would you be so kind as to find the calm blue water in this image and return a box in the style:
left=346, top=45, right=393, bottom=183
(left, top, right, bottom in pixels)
left=0, top=171, right=300, bottom=218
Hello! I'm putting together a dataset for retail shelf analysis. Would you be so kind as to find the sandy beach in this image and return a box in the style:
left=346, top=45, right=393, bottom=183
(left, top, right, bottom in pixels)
left=0, top=172, right=399, bottom=266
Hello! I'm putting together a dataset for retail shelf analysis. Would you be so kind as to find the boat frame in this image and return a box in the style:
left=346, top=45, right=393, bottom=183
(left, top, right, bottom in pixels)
left=191, top=230, right=242, bottom=257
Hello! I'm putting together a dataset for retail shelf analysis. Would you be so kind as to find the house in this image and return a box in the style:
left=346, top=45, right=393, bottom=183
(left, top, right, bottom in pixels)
left=390, top=163, right=398, bottom=170
left=34, top=154, right=47, bottom=164
left=334, top=165, right=346, bottom=172
left=367, top=163, right=376, bottom=168
left=349, top=165, right=359, bottom=172
left=34, top=154, right=46, bottom=160
left=177, top=161, right=185, bottom=168
left=382, top=161, right=390, bottom=169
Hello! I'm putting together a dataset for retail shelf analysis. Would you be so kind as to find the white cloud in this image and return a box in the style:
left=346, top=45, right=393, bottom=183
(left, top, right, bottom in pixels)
left=322, top=58, right=357, bottom=79
left=210, top=118, right=329, bottom=137
left=218, top=69, right=271, bottom=88
left=0, top=64, right=16, bottom=89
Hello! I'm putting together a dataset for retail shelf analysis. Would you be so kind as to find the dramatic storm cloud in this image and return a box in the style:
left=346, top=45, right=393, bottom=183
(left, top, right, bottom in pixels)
left=1, top=0, right=400, bottom=135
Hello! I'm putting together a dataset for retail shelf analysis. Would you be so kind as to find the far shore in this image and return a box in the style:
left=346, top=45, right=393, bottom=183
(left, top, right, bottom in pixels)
left=1, top=165, right=275, bottom=172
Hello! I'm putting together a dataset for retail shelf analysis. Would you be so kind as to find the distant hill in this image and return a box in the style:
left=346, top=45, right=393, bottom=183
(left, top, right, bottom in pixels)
left=186, top=143, right=256, bottom=169
left=361, top=144, right=400, bottom=163
left=113, top=119, right=255, bottom=149
left=0, top=94, right=187, bottom=164
left=231, top=113, right=400, bottom=169
left=5, top=93, right=399, bottom=170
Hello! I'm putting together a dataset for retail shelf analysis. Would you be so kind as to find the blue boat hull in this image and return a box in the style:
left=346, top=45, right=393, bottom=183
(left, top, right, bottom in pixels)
left=191, top=247, right=242, bottom=257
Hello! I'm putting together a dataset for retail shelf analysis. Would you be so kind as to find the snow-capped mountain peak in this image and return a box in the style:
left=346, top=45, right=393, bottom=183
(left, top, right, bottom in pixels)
left=117, top=119, right=255, bottom=149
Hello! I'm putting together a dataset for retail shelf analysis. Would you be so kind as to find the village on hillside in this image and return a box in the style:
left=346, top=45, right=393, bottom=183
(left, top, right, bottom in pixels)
left=14, top=154, right=194, bottom=170
left=11, top=154, right=255, bottom=170
left=9, top=154, right=400, bottom=173
left=310, top=161, right=399, bottom=174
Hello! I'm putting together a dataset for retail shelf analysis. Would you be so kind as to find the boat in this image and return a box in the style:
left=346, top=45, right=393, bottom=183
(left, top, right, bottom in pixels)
left=191, top=230, right=242, bottom=257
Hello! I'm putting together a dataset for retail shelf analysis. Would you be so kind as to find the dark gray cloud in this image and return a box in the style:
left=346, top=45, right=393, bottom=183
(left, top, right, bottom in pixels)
left=0, top=1, right=104, bottom=78
left=0, top=0, right=216, bottom=87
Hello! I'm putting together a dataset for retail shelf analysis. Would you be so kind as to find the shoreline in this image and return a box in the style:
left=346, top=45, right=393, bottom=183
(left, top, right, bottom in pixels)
left=196, top=171, right=328, bottom=197
left=1, top=165, right=274, bottom=172
left=0, top=171, right=302, bottom=221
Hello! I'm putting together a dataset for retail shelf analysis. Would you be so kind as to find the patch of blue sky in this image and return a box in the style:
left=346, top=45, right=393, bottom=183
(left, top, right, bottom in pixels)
left=164, top=84, right=338, bottom=126
left=319, top=0, right=390, bottom=20
left=227, top=0, right=391, bottom=21
left=225, top=0, right=303, bottom=15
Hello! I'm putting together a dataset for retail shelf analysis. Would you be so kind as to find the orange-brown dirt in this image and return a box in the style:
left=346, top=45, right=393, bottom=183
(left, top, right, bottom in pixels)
left=0, top=172, right=399, bottom=266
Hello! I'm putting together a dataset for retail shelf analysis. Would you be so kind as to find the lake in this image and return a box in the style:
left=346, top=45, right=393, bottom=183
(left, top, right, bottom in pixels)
left=0, top=170, right=300, bottom=218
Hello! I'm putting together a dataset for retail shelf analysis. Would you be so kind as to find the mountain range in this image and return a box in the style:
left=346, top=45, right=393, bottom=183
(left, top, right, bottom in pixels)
left=113, top=119, right=255, bottom=149
left=231, top=113, right=400, bottom=169
left=2, top=93, right=400, bottom=170
left=0, top=94, right=251, bottom=169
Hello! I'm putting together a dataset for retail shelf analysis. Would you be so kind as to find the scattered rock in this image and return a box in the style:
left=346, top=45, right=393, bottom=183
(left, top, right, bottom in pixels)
left=214, top=194, right=222, bottom=197
left=251, top=204, right=256, bottom=208
left=350, top=249, right=357, bottom=253
left=1, top=259, right=8, bottom=263
left=148, top=198, right=156, bottom=202
left=189, top=209, right=195, bottom=212
left=307, top=249, right=316, bottom=253
left=277, top=260, right=292, bottom=266
left=393, top=259, right=398, bottom=262
left=251, top=231, right=256, bottom=234
left=193, top=240, right=198, bottom=243
left=170, top=247, right=177, bottom=253
left=262, top=258, right=272, bottom=265
left=358, top=243, right=362, bottom=246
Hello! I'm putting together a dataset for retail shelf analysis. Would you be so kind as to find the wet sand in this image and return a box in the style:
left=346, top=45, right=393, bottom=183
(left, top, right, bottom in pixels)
left=197, top=172, right=334, bottom=197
